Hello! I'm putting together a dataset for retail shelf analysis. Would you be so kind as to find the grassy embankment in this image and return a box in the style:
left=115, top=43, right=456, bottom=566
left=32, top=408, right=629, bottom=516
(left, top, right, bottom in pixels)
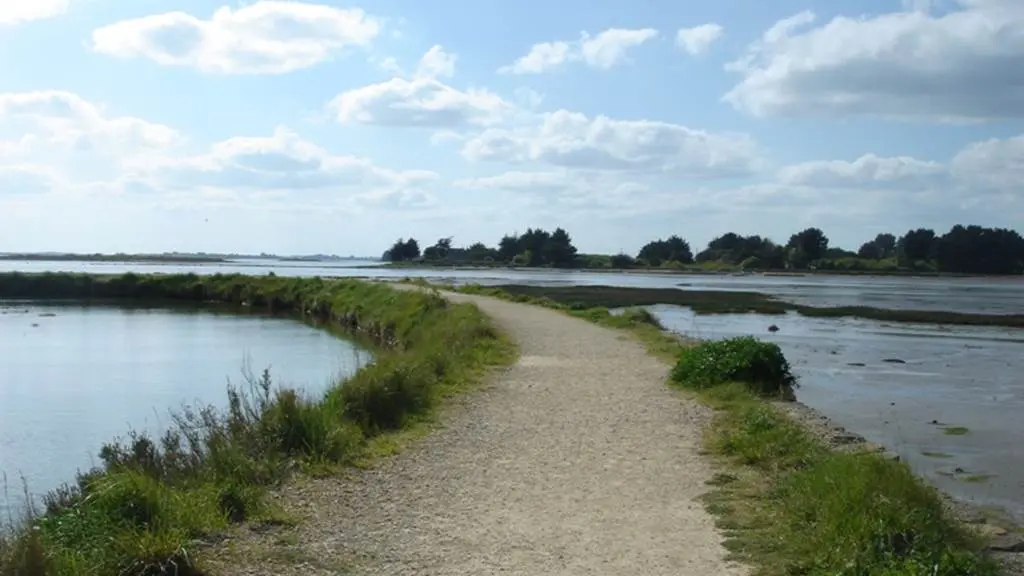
left=465, top=284, right=1024, bottom=328
left=0, top=272, right=514, bottom=576
left=429, top=281, right=1000, bottom=575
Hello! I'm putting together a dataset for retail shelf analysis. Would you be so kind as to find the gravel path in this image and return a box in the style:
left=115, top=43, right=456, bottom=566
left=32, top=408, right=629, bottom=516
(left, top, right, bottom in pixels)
left=218, top=291, right=746, bottom=576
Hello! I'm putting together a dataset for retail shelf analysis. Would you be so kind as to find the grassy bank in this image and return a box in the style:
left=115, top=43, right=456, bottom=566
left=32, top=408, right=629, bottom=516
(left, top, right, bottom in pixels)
left=470, top=284, right=1024, bottom=328
left=675, top=340, right=998, bottom=575
left=0, top=272, right=514, bottom=576
left=428, top=281, right=1000, bottom=574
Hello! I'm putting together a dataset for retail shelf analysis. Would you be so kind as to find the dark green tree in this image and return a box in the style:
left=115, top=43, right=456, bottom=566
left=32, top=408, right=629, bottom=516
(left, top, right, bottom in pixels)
left=383, top=238, right=420, bottom=262
left=637, top=235, right=693, bottom=266
left=543, top=227, right=578, bottom=267
left=898, top=228, right=938, bottom=262
left=497, top=234, right=520, bottom=263
left=787, top=228, right=829, bottom=265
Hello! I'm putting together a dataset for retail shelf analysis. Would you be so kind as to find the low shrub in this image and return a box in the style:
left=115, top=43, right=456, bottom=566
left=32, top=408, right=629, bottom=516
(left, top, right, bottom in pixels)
left=670, top=336, right=796, bottom=397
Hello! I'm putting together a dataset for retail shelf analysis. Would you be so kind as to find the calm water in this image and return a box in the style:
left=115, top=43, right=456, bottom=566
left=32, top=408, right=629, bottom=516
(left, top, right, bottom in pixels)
left=650, top=306, right=1024, bottom=522
left=1, top=258, right=1022, bottom=314
left=2, top=259, right=1023, bottom=520
left=0, top=301, right=366, bottom=517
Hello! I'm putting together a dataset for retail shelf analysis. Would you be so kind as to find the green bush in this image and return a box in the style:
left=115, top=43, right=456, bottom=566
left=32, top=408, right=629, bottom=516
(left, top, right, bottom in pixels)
left=670, top=336, right=796, bottom=397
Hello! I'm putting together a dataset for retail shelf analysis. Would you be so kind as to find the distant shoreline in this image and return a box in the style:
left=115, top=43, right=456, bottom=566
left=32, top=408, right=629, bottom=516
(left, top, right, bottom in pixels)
left=363, top=262, right=1024, bottom=280
left=0, top=254, right=229, bottom=264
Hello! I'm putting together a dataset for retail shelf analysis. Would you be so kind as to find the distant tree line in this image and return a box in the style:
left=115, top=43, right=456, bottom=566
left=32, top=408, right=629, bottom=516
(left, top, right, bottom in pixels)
left=382, top=224, right=1024, bottom=275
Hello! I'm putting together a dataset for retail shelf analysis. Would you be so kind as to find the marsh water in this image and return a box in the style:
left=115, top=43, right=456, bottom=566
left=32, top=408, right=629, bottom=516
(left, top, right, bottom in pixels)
left=0, top=301, right=366, bottom=518
left=649, top=307, right=1024, bottom=521
left=2, top=259, right=1023, bottom=521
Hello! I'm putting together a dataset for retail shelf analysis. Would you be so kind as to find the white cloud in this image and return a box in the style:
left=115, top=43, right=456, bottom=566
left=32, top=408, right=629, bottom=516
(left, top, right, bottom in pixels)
left=461, top=109, right=762, bottom=177
left=91, top=1, right=381, bottom=74
left=676, top=24, right=723, bottom=55
left=329, top=46, right=510, bottom=128
left=0, top=91, right=182, bottom=157
left=415, top=45, right=456, bottom=79
left=950, top=135, right=1024, bottom=191
left=130, top=126, right=436, bottom=195
left=499, top=41, right=573, bottom=74
left=724, top=2, right=1024, bottom=121
left=579, top=28, right=659, bottom=69
left=499, top=28, right=658, bottom=74
left=0, top=165, right=60, bottom=195
left=778, top=154, right=947, bottom=188
left=0, top=0, right=68, bottom=25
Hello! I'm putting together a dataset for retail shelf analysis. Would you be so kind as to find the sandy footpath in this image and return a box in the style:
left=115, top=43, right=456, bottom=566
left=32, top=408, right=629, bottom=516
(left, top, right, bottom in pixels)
left=216, top=289, right=746, bottom=576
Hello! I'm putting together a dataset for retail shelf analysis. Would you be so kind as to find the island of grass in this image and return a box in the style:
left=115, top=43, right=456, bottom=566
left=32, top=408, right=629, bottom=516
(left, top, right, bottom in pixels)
left=456, top=283, right=1024, bottom=328
left=0, top=272, right=514, bottom=576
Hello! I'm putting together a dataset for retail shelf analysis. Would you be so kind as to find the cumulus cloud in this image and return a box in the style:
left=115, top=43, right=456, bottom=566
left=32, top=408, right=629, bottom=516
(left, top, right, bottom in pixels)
left=91, top=1, right=381, bottom=74
left=415, top=45, right=457, bottom=79
left=724, top=1, right=1024, bottom=121
left=130, top=126, right=436, bottom=193
left=499, top=28, right=658, bottom=74
left=950, top=135, right=1024, bottom=191
left=461, top=109, right=762, bottom=177
left=329, top=45, right=510, bottom=128
left=0, top=91, right=182, bottom=157
left=676, top=24, right=723, bottom=55
left=0, top=165, right=60, bottom=195
left=777, top=154, right=947, bottom=188
left=0, top=0, right=68, bottom=25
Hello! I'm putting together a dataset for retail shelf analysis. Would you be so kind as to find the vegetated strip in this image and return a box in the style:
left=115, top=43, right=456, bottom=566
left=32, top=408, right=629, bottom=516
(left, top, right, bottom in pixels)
left=0, top=272, right=515, bottom=576
left=441, top=282, right=1000, bottom=575
left=481, top=284, right=1024, bottom=328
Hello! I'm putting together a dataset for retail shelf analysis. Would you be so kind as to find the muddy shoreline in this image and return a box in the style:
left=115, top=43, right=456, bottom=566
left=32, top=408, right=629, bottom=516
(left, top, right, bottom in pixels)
left=775, top=397, right=1024, bottom=571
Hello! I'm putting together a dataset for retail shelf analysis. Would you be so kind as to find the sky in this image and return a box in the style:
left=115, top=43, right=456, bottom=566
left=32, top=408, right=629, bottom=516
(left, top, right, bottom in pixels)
left=1, top=0, right=1023, bottom=257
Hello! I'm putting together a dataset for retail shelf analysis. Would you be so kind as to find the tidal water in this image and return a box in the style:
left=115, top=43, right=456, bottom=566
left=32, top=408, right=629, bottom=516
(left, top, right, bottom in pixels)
left=2, top=258, right=1022, bottom=314
left=649, top=306, right=1024, bottom=522
left=0, top=301, right=366, bottom=518
left=2, top=259, right=1023, bottom=521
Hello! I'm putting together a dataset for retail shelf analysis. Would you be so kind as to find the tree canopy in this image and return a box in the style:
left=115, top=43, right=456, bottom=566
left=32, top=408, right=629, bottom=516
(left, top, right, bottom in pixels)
left=381, top=223, right=1024, bottom=275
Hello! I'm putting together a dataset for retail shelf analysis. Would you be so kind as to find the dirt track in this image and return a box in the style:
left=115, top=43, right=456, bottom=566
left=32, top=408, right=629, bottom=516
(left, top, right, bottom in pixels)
left=219, top=290, right=746, bottom=576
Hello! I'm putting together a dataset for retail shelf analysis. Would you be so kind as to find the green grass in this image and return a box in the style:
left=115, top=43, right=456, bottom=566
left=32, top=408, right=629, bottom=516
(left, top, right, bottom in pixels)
left=0, top=272, right=515, bottom=576
left=430, top=282, right=998, bottom=576
left=944, top=426, right=971, bottom=436
left=690, top=384, right=997, bottom=576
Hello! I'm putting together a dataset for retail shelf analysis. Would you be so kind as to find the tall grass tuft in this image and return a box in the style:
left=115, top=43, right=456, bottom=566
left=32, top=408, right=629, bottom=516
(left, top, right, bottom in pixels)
left=0, top=273, right=514, bottom=575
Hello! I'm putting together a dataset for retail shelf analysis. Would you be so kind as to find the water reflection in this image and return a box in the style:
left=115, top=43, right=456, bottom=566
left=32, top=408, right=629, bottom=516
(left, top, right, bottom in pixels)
left=0, top=302, right=367, bottom=517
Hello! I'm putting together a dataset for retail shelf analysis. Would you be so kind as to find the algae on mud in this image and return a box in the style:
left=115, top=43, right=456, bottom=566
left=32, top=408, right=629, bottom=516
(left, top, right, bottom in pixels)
left=0, top=272, right=514, bottom=576
left=475, top=283, right=1024, bottom=328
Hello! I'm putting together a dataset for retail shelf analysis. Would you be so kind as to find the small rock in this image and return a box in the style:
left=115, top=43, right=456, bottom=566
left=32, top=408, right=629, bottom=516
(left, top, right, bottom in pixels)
left=954, top=467, right=966, bottom=474
left=768, top=324, right=779, bottom=333
left=974, top=524, right=1009, bottom=538
left=847, top=362, right=866, bottom=367
left=988, top=534, right=1024, bottom=553
left=883, top=358, right=907, bottom=364
left=833, top=433, right=863, bottom=445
